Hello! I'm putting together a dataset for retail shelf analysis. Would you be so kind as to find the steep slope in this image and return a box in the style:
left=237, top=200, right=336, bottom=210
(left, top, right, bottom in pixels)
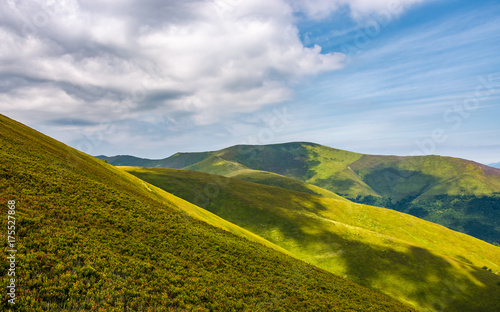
left=349, top=154, right=500, bottom=201
left=98, top=142, right=500, bottom=200
left=123, top=166, right=500, bottom=312
left=102, top=142, right=500, bottom=243
left=229, top=170, right=349, bottom=201
left=214, top=143, right=500, bottom=200
left=0, top=114, right=414, bottom=311
left=184, top=155, right=251, bottom=176
left=182, top=155, right=348, bottom=201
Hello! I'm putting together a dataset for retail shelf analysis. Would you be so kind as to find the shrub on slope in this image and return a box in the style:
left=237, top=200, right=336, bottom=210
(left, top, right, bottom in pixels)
left=124, top=166, right=500, bottom=312
left=0, top=114, right=413, bottom=311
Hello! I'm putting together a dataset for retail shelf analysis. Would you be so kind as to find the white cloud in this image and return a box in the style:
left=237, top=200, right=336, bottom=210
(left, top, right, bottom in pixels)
left=0, top=0, right=435, bottom=129
left=0, top=0, right=347, bottom=127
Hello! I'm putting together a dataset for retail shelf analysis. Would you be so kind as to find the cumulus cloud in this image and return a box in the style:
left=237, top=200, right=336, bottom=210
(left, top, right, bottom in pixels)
left=0, top=0, right=437, bottom=158
left=0, top=0, right=347, bottom=127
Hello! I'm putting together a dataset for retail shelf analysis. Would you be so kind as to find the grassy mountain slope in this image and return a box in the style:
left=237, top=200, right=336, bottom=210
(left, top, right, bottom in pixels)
left=0, top=114, right=415, bottom=311
left=97, top=143, right=500, bottom=201
left=182, top=154, right=348, bottom=201
left=349, top=154, right=500, bottom=201
left=104, top=142, right=500, bottom=243
left=123, top=166, right=500, bottom=312
left=229, top=170, right=349, bottom=201
left=183, top=155, right=251, bottom=176
left=215, top=143, right=378, bottom=197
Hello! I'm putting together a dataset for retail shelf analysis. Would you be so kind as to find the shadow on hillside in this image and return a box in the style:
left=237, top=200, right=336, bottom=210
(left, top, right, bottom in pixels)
left=278, top=221, right=500, bottom=312
left=314, top=177, right=357, bottom=194
left=362, top=168, right=438, bottom=200
left=125, top=167, right=500, bottom=311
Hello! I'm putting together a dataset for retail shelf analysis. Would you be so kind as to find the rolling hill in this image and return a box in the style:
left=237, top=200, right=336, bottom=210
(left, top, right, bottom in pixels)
left=98, top=142, right=500, bottom=244
left=123, top=166, right=500, bottom=312
left=0, top=114, right=415, bottom=311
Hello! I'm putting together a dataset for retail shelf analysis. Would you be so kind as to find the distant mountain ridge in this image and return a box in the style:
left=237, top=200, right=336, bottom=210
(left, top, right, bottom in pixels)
left=97, top=142, right=500, bottom=244
left=122, top=166, right=500, bottom=312
left=1, top=114, right=416, bottom=311
left=489, top=162, right=500, bottom=169
left=97, top=142, right=500, bottom=200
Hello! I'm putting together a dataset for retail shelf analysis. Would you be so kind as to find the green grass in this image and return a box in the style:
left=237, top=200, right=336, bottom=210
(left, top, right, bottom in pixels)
left=184, top=155, right=250, bottom=176
left=104, top=142, right=500, bottom=244
left=182, top=154, right=350, bottom=202
left=99, top=141, right=500, bottom=201
left=0, top=114, right=414, bottom=311
left=123, top=166, right=500, bottom=312
left=350, top=154, right=500, bottom=200
left=230, top=169, right=349, bottom=201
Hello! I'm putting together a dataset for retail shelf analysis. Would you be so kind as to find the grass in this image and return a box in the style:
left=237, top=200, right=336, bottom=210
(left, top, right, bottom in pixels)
left=0, top=114, right=414, bottom=311
left=230, top=169, right=349, bottom=201
left=104, top=142, right=500, bottom=244
left=123, top=166, right=500, bottom=312
left=99, top=141, right=500, bottom=200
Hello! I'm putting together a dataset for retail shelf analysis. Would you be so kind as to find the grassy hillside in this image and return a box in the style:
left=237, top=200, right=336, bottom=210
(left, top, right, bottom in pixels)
left=229, top=170, right=349, bottom=201
left=0, top=114, right=415, bottom=311
left=182, top=154, right=348, bottom=201
left=98, top=143, right=500, bottom=201
left=349, top=154, right=500, bottom=200
left=123, top=166, right=500, bottom=312
left=184, top=155, right=251, bottom=176
left=103, top=142, right=500, bottom=243
left=99, top=142, right=500, bottom=200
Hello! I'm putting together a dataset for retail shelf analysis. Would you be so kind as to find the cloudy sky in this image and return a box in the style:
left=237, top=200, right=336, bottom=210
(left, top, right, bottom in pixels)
left=1, top=0, right=499, bottom=163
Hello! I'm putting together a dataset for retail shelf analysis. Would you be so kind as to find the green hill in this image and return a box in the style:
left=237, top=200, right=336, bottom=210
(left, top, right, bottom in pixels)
left=99, top=142, right=500, bottom=243
left=182, top=154, right=348, bottom=201
left=0, top=114, right=415, bottom=311
left=122, top=166, right=500, bottom=312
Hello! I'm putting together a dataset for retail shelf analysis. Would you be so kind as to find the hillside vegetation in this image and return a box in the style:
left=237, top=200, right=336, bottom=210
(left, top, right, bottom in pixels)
left=0, top=114, right=414, bottom=311
left=100, top=142, right=500, bottom=243
left=123, top=166, right=500, bottom=312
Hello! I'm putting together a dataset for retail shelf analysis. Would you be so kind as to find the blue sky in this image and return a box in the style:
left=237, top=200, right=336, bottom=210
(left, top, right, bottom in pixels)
left=1, top=0, right=499, bottom=163
left=287, top=0, right=500, bottom=162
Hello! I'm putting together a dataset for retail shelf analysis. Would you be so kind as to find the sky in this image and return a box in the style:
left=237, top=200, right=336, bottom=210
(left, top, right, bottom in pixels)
left=1, top=0, right=499, bottom=164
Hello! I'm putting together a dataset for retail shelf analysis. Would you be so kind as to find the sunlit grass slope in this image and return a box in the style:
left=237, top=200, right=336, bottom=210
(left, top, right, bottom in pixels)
left=127, top=142, right=500, bottom=243
left=0, top=114, right=415, bottom=311
left=123, top=166, right=500, bottom=312
left=214, top=142, right=500, bottom=199
left=349, top=154, right=500, bottom=201
left=182, top=155, right=348, bottom=201
left=99, top=142, right=500, bottom=201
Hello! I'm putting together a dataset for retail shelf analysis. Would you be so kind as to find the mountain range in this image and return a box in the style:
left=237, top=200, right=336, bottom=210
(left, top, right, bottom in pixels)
left=3, top=113, right=500, bottom=311
left=490, top=162, right=500, bottom=169
left=0, top=114, right=416, bottom=311
left=97, top=142, right=500, bottom=244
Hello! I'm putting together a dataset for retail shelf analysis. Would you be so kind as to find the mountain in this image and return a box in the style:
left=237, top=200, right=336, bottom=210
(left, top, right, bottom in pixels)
left=489, top=162, right=500, bottom=169
left=99, top=142, right=500, bottom=244
left=0, top=114, right=415, bottom=311
left=123, top=166, right=500, bottom=312
left=99, top=142, right=500, bottom=199
left=95, top=151, right=211, bottom=169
